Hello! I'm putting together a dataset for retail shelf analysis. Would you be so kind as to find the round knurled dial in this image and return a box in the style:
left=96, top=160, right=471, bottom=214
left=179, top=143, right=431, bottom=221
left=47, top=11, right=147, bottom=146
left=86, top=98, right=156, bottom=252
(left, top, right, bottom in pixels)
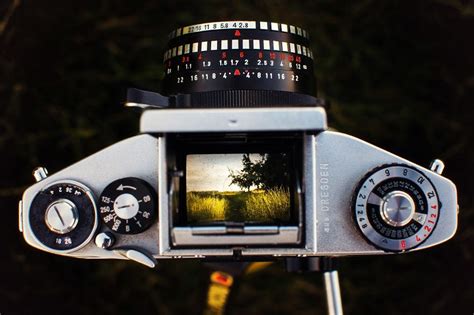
left=353, top=164, right=440, bottom=252
left=29, top=181, right=98, bottom=253
left=98, top=177, right=157, bottom=235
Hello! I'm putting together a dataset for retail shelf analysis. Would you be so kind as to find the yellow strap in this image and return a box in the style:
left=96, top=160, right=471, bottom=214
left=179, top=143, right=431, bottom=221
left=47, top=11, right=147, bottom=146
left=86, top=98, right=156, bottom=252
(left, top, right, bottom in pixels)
left=204, top=271, right=234, bottom=315
left=203, top=263, right=272, bottom=315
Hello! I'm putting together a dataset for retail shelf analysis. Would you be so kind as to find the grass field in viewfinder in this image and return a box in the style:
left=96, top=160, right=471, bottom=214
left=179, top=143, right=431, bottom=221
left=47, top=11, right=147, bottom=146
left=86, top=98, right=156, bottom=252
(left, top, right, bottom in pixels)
left=186, top=187, right=290, bottom=223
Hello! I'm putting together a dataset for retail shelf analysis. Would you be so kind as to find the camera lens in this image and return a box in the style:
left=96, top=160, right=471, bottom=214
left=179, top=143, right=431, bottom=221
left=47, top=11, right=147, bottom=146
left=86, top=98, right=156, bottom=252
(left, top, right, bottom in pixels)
left=163, top=21, right=319, bottom=107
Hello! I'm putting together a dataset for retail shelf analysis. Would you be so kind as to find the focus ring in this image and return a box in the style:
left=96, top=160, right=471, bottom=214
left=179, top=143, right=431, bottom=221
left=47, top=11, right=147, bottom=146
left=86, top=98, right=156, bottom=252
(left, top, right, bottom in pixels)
left=163, top=20, right=316, bottom=100
left=171, top=90, right=323, bottom=108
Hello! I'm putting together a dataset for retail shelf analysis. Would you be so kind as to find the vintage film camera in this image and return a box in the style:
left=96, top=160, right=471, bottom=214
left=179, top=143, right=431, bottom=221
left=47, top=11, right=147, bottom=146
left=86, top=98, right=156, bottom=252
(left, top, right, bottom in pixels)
left=19, top=21, right=458, bottom=269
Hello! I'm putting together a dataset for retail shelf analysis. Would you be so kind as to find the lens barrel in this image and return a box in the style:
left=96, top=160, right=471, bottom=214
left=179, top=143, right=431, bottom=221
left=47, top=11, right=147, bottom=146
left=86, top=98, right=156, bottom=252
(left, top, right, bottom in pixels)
left=163, top=21, right=319, bottom=107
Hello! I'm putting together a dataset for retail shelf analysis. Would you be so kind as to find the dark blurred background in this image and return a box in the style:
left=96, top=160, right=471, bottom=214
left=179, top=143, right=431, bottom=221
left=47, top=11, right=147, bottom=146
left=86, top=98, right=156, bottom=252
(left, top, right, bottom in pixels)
left=1, top=1, right=473, bottom=314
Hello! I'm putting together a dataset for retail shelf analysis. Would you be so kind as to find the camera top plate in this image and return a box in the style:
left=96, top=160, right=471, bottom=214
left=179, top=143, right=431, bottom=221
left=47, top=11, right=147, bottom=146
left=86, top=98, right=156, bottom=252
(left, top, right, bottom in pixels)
left=139, top=107, right=327, bottom=133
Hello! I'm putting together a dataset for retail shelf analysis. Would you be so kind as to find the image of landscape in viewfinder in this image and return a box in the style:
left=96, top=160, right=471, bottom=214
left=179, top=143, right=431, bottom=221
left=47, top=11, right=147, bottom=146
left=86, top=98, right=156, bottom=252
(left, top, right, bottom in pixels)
left=186, top=153, right=291, bottom=223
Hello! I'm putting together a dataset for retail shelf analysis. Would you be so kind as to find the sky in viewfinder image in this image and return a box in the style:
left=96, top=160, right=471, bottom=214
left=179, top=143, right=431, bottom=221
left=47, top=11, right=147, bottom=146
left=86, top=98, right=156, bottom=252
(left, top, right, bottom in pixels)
left=186, top=153, right=261, bottom=192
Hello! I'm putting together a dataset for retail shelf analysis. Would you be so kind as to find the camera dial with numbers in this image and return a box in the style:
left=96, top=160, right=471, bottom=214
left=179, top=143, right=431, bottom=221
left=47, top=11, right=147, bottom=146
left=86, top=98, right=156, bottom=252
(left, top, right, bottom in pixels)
left=353, top=164, right=440, bottom=252
left=98, top=177, right=157, bottom=235
left=26, top=178, right=98, bottom=253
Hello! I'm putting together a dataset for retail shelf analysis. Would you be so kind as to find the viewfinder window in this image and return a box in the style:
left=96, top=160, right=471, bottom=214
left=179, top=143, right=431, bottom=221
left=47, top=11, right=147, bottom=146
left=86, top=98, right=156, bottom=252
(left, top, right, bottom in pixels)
left=185, top=153, right=291, bottom=224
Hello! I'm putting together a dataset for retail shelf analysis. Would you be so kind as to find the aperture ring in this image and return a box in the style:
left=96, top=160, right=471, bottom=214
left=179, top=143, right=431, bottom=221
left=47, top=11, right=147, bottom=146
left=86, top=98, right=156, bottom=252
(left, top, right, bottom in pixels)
left=163, top=21, right=316, bottom=97
left=164, top=36, right=314, bottom=62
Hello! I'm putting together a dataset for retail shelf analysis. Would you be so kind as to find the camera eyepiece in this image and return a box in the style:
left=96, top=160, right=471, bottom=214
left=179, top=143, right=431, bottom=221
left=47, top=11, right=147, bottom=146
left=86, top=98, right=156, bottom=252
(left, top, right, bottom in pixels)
left=163, top=21, right=320, bottom=108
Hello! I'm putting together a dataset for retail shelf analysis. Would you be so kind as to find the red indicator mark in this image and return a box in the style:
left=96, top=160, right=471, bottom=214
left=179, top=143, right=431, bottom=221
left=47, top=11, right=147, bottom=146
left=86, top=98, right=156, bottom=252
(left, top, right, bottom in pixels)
left=431, top=204, right=437, bottom=210
left=269, top=52, right=276, bottom=59
left=288, top=55, right=294, bottom=62
left=280, top=53, right=287, bottom=60
left=296, top=56, right=302, bottom=63
left=234, top=30, right=241, bottom=37
left=258, top=52, right=263, bottom=59
left=416, top=235, right=421, bottom=242
left=221, top=52, right=227, bottom=59
left=198, top=53, right=202, bottom=60
left=181, top=56, right=189, bottom=63
left=234, top=69, right=241, bottom=76
left=401, top=240, right=406, bottom=249
left=240, top=51, right=245, bottom=58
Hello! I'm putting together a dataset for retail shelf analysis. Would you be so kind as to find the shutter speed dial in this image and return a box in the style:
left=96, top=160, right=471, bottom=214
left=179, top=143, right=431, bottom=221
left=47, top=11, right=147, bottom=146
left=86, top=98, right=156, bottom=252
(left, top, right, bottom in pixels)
left=99, top=178, right=157, bottom=234
left=353, top=165, right=440, bottom=252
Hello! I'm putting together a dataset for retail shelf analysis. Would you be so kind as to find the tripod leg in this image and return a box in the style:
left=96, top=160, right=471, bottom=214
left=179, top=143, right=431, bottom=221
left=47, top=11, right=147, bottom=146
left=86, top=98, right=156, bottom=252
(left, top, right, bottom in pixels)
left=323, top=270, right=344, bottom=315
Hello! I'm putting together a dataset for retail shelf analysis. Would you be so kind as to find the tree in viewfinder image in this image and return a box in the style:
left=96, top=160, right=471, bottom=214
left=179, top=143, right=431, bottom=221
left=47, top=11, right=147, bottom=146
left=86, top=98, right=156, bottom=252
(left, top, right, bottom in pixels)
left=187, top=153, right=291, bottom=223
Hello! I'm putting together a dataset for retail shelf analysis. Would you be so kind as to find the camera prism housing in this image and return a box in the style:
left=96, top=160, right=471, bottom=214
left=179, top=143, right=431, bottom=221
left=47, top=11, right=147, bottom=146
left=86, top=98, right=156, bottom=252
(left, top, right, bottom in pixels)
left=18, top=21, right=458, bottom=266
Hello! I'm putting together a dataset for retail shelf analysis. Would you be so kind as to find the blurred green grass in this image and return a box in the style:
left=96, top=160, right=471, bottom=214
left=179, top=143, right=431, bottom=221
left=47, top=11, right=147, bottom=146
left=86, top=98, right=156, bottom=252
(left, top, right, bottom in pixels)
left=0, top=1, right=473, bottom=314
left=187, top=192, right=229, bottom=222
left=187, top=189, right=290, bottom=223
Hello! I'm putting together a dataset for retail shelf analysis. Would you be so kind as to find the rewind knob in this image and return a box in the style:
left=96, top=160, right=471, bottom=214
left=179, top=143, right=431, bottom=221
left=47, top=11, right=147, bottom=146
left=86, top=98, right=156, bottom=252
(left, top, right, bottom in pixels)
left=45, top=199, right=79, bottom=234
left=353, top=164, right=440, bottom=252
left=29, top=181, right=98, bottom=253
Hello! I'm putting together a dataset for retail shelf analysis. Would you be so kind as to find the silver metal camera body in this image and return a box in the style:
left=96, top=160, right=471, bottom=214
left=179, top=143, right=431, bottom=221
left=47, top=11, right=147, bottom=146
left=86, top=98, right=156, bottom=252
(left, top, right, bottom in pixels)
left=19, top=105, right=458, bottom=265
left=19, top=20, right=458, bottom=268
